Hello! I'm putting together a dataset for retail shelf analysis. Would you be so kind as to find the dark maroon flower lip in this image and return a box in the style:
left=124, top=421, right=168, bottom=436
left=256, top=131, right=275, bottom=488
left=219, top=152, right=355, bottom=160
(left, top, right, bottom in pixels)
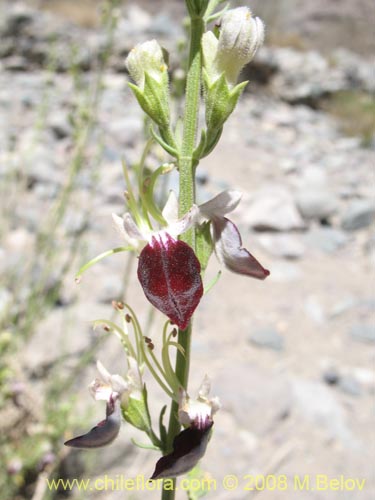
left=137, top=234, right=203, bottom=330
left=150, top=419, right=213, bottom=480
left=64, top=397, right=121, bottom=449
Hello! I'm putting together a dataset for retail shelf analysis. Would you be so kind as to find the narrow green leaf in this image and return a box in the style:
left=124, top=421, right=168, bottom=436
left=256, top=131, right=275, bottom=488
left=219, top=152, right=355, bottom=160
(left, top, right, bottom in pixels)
left=75, top=246, right=132, bottom=280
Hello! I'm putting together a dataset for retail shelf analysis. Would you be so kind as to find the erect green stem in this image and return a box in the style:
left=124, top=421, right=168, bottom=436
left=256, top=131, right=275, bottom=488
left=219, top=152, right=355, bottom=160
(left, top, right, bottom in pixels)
left=161, top=12, right=205, bottom=500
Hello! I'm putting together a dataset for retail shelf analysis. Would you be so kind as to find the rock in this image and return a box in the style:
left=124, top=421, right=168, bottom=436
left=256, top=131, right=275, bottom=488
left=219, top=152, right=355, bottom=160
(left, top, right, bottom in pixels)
left=257, top=233, right=305, bottom=259
left=292, top=379, right=354, bottom=444
left=303, top=227, right=349, bottom=253
left=196, top=167, right=209, bottom=186
left=304, top=296, right=325, bottom=324
left=338, top=375, right=362, bottom=397
left=248, top=327, right=285, bottom=351
left=294, top=166, right=339, bottom=221
left=296, top=190, right=339, bottom=221
left=63, top=211, right=88, bottom=236
left=323, top=368, right=340, bottom=386
left=329, top=296, right=357, bottom=317
left=215, top=364, right=292, bottom=433
left=48, top=111, right=72, bottom=140
left=245, top=186, right=306, bottom=232
left=349, top=323, right=375, bottom=344
left=106, top=117, right=143, bottom=147
left=341, top=199, right=375, bottom=231
left=268, top=262, right=302, bottom=282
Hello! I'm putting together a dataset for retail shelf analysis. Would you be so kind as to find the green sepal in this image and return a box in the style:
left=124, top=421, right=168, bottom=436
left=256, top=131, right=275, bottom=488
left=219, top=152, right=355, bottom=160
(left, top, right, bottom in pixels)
left=128, top=72, right=170, bottom=128
left=202, top=126, right=222, bottom=158
left=143, top=72, right=170, bottom=127
left=195, top=221, right=213, bottom=272
left=158, top=404, right=168, bottom=451
left=193, top=129, right=207, bottom=161
left=122, top=384, right=152, bottom=433
left=204, top=73, right=248, bottom=131
left=150, top=125, right=178, bottom=157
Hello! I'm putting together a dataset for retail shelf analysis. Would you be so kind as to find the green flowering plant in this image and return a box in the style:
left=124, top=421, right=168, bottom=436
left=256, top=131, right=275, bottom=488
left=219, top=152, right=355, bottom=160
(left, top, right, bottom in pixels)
left=65, top=1, right=268, bottom=498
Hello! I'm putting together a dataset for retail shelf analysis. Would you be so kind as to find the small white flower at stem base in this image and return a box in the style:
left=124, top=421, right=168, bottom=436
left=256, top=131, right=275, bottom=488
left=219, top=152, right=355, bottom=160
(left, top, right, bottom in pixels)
left=151, top=377, right=220, bottom=479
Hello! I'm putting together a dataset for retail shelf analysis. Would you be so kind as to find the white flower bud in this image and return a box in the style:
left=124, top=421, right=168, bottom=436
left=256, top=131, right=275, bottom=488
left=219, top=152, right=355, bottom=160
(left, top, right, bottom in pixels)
left=216, top=7, right=264, bottom=86
left=125, top=39, right=167, bottom=89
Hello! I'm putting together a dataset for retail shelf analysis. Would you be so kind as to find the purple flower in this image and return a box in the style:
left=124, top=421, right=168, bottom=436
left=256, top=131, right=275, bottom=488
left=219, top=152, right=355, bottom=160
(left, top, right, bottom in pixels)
left=151, top=377, right=220, bottom=479
left=113, top=197, right=203, bottom=330
left=199, top=190, right=270, bottom=279
left=64, top=359, right=141, bottom=449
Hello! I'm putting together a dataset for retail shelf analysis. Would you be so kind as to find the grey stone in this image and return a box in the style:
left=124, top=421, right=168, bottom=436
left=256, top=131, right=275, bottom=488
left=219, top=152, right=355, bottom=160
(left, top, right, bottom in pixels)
left=341, top=199, right=375, bottom=231
left=106, top=117, right=143, bottom=147
left=296, top=190, right=339, bottom=220
left=257, top=233, right=305, bottom=259
left=248, top=327, right=285, bottom=351
left=63, top=211, right=88, bottom=236
left=304, top=296, right=325, bottom=324
left=339, top=376, right=362, bottom=397
left=48, top=111, right=72, bottom=140
left=304, top=227, right=349, bottom=253
left=214, top=364, right=292, bottom=434
left=323, top=368, right=340, bottom=386
left=292, top=379, right=354, bottom=444
left=349, top=324, right=375, bottom=344
left=246, top=186, right=306, bottom=232
left=268, top=262, right=302, bottom=282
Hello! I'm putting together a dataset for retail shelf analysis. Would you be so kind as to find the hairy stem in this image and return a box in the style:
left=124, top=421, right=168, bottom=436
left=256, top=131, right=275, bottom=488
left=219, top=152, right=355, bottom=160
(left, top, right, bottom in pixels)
left=161, top=12, right=205, bottom=500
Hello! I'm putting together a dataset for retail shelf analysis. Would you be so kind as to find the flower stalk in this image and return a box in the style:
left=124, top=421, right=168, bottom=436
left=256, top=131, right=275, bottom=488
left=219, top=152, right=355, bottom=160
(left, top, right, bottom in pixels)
left=162, top=11, right=206, bottom=500
left=65, top=1, right=268, bottom=497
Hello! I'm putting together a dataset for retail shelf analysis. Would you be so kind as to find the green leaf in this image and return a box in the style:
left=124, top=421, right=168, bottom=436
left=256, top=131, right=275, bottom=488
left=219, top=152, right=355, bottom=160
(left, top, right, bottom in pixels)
left=150, top=125, right=178, bottom=157
left=75, top=246, right=132, bottom=281
left=122, top=384, right=152, bottom=433
left=158, top=404, right=168, bottom=449
left=143, top=72, right=170, bottom=127
left=196, top=221, right=213, bottom=272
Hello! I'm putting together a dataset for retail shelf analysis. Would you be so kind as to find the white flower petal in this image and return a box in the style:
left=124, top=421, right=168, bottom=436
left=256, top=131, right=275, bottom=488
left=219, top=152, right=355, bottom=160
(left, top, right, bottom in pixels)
left=198, top=375, right=211, bottom=400
left=96, top=360, right=112, bottom=384
left=212, top=217, right=270, bottom=280
left=199, top=190, right=242, bottom=219
left=126, top=356, right=143, bottom=392
left=123, top=213, right=145, bottom=241
left=112, top=213, right=142, bottom=247
left=162, top=190, right=179, bottom=225
left=166, top=205, right=200, bottom=238
left=89, top=379, right=113, bottom=402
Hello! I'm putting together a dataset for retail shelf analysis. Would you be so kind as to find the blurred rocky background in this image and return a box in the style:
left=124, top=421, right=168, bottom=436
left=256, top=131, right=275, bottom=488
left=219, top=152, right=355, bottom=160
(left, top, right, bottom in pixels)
left=0, top=1, right=374, bottom=499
